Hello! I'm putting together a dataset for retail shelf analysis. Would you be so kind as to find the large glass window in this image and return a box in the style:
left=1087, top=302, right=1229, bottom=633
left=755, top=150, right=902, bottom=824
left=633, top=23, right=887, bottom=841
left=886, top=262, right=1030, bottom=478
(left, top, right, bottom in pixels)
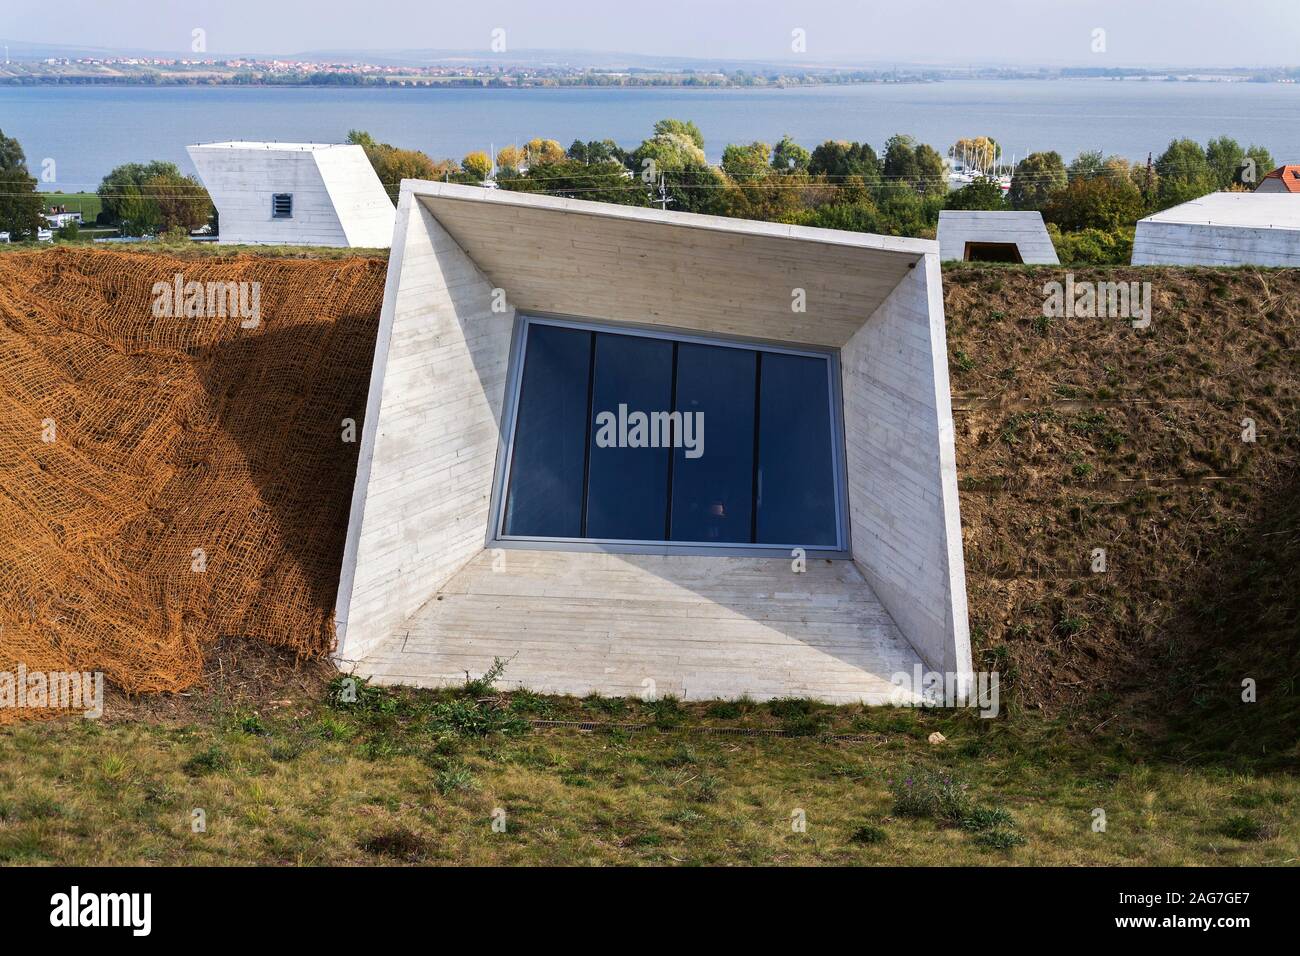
left=498, top=318, right=845, bottom=552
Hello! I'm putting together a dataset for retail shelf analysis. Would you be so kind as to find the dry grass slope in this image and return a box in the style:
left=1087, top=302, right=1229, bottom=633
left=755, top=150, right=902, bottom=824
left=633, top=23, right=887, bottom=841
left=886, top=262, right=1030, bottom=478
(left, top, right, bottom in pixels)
left=0, top=250, right=1295, bottom=769
left=944, top=265, right=1298, bottom=765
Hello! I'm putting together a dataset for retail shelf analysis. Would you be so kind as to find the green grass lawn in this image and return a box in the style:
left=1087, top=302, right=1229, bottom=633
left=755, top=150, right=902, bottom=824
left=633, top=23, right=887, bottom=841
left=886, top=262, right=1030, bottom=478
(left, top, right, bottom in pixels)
left=1, top=673, right=1294, bottom=866
left=40, top=191, right=103, bottom=221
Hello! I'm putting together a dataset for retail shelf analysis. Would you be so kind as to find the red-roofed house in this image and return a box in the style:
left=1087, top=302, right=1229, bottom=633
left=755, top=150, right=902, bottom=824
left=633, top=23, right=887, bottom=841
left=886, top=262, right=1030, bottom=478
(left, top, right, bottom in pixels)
left=1255, top=165, right=1300, bottom=194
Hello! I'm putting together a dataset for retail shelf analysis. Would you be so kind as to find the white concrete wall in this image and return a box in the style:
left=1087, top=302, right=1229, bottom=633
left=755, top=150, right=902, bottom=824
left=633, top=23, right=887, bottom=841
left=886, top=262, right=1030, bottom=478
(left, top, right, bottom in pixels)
left=336, top=182, right=973, bottom=698
left=841, top=253, right=973, bottom=686
left=315, top=147, right=400, bottom=247
left=1132, top=220, right=1300, bottom=266
left=937, top=210, right=1059, bottom=264
left=334, top=191, right=515, bottom=661
left=188, top=144, right=394, bottom=248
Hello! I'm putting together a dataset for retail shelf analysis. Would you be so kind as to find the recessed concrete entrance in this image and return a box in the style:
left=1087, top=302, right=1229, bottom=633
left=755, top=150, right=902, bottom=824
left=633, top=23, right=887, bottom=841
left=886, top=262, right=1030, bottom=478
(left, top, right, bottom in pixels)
left=355, top=549, right=924, bottom=704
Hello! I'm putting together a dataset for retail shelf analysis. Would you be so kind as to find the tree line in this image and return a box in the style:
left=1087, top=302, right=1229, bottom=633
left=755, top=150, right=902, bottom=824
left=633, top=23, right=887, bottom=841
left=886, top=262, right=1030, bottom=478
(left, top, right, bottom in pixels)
left=0, top=124, right=1277, bottom=262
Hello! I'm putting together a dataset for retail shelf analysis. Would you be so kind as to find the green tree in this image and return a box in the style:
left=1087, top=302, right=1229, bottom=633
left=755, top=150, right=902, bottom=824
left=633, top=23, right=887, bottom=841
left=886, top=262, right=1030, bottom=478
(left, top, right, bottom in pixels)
left=347, top=129, right=455, bottom=200
left=1154, top=138, right=1216, bottom=208
left=882, top=134, right=946, bottom=197
left=1068, top=150, right=1106, bottom=180
left=807, top=140, right=880, bottom=183
left=114, top=184, right=161, bottom=236
left=0, top=128, right=29, bottom=172
left=944, top=176, right=1007, bottom=211
left=0, top=167, right=45, bottom=239
left=771, top=135, right=810, bottom=173
left=631, top=131, right=708, bottom=182
left=652, top=118, right=705, bottom=150
left=1043, top=174, right=1145, bottom=232
left=663, top=163, right=731, bottom=216
left=566, top=139, right=626, bottom=166
left=721, top=141, right=772, bottom=182
left=500, top=159, right=649, bottom=206
left=1243, top=145, right=1275, bottom=188
left=144, top=170, right=211, bottom=233
left=1205, top=136, right=1245, bottom=189
left=1008, top=151, right=1068, bottom=210
left=792, top=199, right=880, bottom=233
left=97, top=161, right=185, bottom=224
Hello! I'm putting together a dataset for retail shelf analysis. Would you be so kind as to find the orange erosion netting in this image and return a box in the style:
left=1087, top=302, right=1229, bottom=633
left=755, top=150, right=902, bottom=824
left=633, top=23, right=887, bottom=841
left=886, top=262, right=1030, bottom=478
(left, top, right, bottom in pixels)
left=0, top=247, right=386, bottom=718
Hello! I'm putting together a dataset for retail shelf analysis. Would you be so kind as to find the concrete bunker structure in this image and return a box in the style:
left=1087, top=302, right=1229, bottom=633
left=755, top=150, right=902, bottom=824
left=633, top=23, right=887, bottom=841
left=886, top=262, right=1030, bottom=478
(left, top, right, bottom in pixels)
left=1131, top=192, right=1300, bottom=267
left=938, top=210, right=1059, bottom=264
left=335, top=181, right=972, bottom=703
left=187, top=142, right=395, bottom=248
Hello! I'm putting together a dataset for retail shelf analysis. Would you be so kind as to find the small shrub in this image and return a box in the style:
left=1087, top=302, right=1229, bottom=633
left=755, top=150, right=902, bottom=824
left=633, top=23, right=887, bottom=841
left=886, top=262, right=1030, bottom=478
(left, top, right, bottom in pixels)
left=890, top=767, right=973, bottom=823
left=781, top=711, right=832, bottom=737
left=960, top=806, right=1015, bottom=832
left=1219, top=814, right=1271, bottom=841
left=237, top=712, right=269, bottom=736
left=647, top=695, right=684, bottom=728
left=851, top=824, right=887, bottom=845
left=706, top=700, right=743, bottom=719
left=433, top=764, right=477, bottom=796
left=691, top=775, right=720, bottom=803
left=182, top=746, right=230, bottom=777
left=426, top=697, right=529, bottom=739
left=974, top=828, right=1027, bottom=850
left=582, top=693, right=628, bottom=716
left=462, top=657, right=508, bottom=698
left=767, top=697, right=815, bottom=719
left=508, top=689, right=554, bottom=717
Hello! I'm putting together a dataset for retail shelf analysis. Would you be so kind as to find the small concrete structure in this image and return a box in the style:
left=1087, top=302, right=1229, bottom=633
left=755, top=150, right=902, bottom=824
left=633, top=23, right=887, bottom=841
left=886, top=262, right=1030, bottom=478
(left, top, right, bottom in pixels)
left=335, top=181, right=972, bottom=703
left=1131, top=192, right=1300, bottom=267
left=938, top=210, right=1059, bottom=264
left=187, top=142, right=394, bottom=247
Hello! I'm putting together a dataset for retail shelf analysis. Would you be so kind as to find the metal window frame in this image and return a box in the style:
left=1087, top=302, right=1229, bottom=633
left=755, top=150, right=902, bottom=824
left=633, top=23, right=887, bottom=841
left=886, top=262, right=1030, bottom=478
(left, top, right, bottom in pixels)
left=485, top=312, right=852, bottom=559
left=271, top=193, right=294, bottom=219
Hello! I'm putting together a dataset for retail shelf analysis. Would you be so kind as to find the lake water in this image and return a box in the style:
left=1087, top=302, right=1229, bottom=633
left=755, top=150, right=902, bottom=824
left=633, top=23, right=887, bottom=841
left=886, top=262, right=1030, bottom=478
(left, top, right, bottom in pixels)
left=1, top=80, right=1296, bottom=192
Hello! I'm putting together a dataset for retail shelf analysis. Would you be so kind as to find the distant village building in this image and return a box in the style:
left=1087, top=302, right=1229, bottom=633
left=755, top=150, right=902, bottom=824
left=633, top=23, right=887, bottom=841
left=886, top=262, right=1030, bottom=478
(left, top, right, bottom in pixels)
left=1254, top=164, right=1300, bottom=194
left=187, top=142, right=395, bottom=247
left=937, top=210, right=1059, bottom=264
left=1131, top=192, right=1300, bottom=266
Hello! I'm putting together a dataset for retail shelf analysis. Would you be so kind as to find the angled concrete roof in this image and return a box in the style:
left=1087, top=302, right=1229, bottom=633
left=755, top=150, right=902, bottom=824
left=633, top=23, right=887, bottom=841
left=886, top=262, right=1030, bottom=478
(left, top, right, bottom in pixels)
left=1132, top=191, right=1300, bottom=266
left=412, top=181, right=932, bottom=348
left=937, top=210, right=1059, bottom=264
left=1140, top=191, right=1300, bottom=229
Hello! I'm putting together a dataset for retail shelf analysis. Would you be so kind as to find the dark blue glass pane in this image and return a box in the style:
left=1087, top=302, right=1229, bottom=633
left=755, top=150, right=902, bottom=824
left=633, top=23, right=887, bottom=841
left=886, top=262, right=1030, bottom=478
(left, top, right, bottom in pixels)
left=756, top=352, right=839, bottom=547
left=670, top=343, right=756, bottom=543
left=503, top=324, right=591, bottom=537
left=585, top=332, right=674, bottom=540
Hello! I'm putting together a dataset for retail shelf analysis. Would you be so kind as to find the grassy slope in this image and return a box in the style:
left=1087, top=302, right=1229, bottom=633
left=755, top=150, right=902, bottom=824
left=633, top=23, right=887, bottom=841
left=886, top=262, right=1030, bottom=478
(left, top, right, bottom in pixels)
left=1, top=676, right=1295, bottom=866
left=1, top=257, right=1296, bottom=865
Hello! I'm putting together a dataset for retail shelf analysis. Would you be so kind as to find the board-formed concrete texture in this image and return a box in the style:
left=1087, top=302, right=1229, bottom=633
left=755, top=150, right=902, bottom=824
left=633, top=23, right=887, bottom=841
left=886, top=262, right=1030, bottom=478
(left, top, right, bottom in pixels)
left=1131, top=192, right=1300, bottom=267
left=187, top=142, right=395, bottom=247
left=335, top=180, right=972, bottom=703
left=937, top=210, right=1059, bottom=264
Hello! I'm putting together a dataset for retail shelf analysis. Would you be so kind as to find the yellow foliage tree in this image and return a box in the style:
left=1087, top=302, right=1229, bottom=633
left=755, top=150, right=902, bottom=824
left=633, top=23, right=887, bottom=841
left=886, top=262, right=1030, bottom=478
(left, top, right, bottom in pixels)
left=462, top=151, right=493, bottom=181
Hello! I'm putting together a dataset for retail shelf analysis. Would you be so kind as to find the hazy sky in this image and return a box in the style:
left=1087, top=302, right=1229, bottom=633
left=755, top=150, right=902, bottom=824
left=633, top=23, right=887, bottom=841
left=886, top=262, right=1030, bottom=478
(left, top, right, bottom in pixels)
left=2, top=0, right=1296, bottom=66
